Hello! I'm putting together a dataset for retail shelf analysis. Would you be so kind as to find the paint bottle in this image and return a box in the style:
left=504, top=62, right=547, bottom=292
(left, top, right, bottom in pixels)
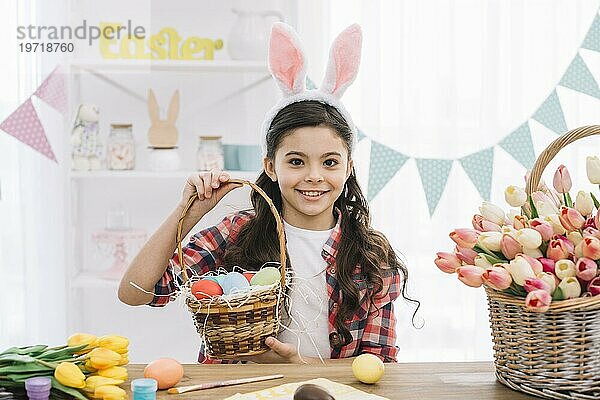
left=25, top=377, right=51, bottom=400
left=131, top=378, right=158, bottom=400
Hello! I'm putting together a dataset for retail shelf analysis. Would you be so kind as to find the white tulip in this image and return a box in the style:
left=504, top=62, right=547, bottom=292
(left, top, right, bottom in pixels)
left=515, top=228, right=542, bottom=249
left=479, top=202, right=506, bottom=226
left=586, top=156, right=600, bottom=184
left=575, top=191, right=594, bottom=217
left=477, top=231, right=503, bottom=252
left=506, top=256, right=536, bottom=286
left=504, top=186, right=527, bottom=207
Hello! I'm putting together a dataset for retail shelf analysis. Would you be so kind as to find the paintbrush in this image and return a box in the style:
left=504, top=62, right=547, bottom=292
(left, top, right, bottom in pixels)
left=167, top=374, right=284, bottom=394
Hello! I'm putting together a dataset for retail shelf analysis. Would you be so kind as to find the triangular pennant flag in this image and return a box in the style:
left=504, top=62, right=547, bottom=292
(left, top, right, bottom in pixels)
left=33, top=67, right=67, bottom=115
left=582, top=12, right=600, bottom=52
left=559, top=53, right=600, bottom=99
left=367, top=141, right=409, bottom=201
left=499, top=122, right=535, bottom=169
left=357, top=128, right=366, bottom=142
left=532, top=89, right=567, bottom=134
left=459, top=148, right=494, bottom=201
left=306, top=77, right=317, bottom=90
left=0, top=98, right=57, bottom=161
left=416, top=158, right=453, bottom=216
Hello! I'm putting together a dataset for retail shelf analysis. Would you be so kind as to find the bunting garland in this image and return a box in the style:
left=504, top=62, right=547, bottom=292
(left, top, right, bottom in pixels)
left=362, top=9, right=600, bottom=216
left=0, top=66, right=66, bottom=162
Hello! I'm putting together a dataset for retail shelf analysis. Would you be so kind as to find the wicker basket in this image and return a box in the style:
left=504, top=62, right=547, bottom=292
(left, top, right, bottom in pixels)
left=487, top=125, right=600, bottom=399
left=175, top=178, right=287, bottom=359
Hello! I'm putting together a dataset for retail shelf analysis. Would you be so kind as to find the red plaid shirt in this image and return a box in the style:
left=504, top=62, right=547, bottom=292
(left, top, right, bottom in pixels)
left=150, top=211, right=401, bottom=363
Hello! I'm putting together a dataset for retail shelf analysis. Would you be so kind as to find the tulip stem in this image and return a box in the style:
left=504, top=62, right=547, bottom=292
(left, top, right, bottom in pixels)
left=565, top=192, right=573, bottom=208
left=528, top=196, right=539, bottom=219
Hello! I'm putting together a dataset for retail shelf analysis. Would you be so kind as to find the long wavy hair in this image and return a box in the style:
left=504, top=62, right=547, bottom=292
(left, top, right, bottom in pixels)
left=224, top=101, right=419, bottom=347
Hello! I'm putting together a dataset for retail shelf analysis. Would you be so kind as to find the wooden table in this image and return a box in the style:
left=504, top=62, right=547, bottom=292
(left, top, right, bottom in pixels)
left=125, top=361, right=536, bottom=399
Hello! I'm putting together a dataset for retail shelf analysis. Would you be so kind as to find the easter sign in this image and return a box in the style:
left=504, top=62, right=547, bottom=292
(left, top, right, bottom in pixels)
left=99, top=23, right=223, bottom=60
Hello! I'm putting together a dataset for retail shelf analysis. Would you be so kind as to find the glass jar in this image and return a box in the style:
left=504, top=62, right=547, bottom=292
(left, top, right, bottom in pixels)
left=196, top=135, right=224, bottom=171
left=107, top=124, right=135, bottom=170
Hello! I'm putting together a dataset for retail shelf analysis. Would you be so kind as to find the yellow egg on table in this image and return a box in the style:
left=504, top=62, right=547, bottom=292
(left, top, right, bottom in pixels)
left=352, top=353, right=385, bottom=384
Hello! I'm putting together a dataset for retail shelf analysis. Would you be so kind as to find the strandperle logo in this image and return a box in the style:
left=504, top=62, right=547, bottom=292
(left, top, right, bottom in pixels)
left=17, top=20, right=146, bottom=46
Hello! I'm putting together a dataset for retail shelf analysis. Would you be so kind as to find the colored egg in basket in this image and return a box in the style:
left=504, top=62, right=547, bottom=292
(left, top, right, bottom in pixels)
left=191, top=279, right=223, bottom=300
left=250, top=267, right=281, bottom=286
left=221, top=271, right=250, bottom=294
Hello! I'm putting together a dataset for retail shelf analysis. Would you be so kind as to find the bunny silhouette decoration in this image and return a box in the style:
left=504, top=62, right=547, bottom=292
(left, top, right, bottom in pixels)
left=147, top=89, right=180, bottom=148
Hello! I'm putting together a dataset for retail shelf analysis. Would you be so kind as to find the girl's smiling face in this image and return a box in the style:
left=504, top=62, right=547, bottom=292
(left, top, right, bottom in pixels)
left=264, top=125, right=353, bottom=230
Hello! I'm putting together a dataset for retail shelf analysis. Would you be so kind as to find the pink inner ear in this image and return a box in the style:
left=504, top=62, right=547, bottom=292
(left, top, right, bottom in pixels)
left=270, top=29, right=304, bottom=91
left=332, top=30, right=361, bottom=93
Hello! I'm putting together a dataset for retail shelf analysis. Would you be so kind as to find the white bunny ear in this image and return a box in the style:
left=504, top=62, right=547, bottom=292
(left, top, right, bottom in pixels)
left=268, top=22, right=307, bottom=96
left=321, top=24, right=362, bottom=98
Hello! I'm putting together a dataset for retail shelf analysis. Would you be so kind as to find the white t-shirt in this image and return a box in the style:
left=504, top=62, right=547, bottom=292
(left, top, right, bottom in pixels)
left=278, top=220, right=333, bottom=360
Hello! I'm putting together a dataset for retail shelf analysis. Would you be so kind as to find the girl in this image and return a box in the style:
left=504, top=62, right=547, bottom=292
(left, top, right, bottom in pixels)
left=118, top=23, right=418, bottom=364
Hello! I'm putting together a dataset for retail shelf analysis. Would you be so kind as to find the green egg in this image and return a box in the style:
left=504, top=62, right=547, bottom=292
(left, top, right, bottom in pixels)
left=250, top=267, right=281, bottom=286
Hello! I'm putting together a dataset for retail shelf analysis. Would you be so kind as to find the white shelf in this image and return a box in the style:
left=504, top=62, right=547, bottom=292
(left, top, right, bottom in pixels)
left=68, top=59, right=269, bottom=73
left=70, top=170, right=260, bottom=179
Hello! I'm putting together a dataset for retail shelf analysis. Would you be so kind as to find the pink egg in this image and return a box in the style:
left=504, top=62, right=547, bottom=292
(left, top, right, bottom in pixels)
left=191, top=279, right=223, bottom=300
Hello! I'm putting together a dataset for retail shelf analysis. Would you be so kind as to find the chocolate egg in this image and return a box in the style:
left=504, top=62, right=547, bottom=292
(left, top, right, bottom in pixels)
left=220, top=271, right=250, bottom=295
left=250, top=267, right=281, bottom=286
left=191, top=279, right=223, bottom=300
left=293, top=384, right=335, bottom=400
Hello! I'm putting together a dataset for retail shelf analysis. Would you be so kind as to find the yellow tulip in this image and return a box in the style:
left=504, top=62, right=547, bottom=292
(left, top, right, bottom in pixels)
left=54, top=362, right=86, bottom=389
left=67, top=332, right=98, bottom=353
left=96, top=335, right=129, bottom=354
left=87, top=348, right=121, bottom=370
left=117, top=353, right=129, bottom=366
left=83, top=376, right=125, bottom=394
left=94, top=385, right=127, bottom=400
left=97, top=366, right=128, bottom=381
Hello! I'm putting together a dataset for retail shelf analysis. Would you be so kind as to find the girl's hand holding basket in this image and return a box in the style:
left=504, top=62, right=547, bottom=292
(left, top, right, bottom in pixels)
left=180, top=169, right=243, bottom=219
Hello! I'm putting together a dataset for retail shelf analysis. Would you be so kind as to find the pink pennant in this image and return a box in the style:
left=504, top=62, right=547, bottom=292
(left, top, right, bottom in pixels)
left=0, top=98, right=57, bottom=162
left=34, top=66, right=67, bottom=115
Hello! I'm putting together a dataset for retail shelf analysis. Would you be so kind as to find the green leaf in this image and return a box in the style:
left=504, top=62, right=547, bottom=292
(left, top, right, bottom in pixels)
left=528, top=195, right=539, bottom=219
left=591, top=192, right=600, bottom=209
left=0, top=354, right=37, bottom=364
left=480, top=253, right=507, bottom=265
left=509, top=282, right=527, bottom=297
left=0, top=345, right=48, bottom=357
left=552, top=286, right=565, bottom=301
left=50, top=377, right=88, bottom=400
left=0, top=363, right=54, bottom=374
left=565, top=192, right=573, bottom=208
left=6, top=371, right=53, bottom=381
left=37, top=344, right=86, bottom=361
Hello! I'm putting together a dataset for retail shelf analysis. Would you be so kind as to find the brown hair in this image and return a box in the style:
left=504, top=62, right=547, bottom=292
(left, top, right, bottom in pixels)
left=224, top=101, right=419, bottom=347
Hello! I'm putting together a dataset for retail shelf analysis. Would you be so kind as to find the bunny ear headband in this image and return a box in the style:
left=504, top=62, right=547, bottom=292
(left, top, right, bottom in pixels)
left=261, top=22, right=363, bottom=155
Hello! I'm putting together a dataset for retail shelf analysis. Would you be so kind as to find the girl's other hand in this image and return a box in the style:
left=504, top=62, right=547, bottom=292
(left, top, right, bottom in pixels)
left=234, top=337, right=316, bottom=364
left=180, top=170, right=242, bottom=218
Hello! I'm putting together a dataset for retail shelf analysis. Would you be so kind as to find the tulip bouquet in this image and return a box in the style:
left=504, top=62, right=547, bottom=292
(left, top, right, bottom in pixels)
left=435, top=157, right=600, bottom=312
left=0, top=333, right=129, bottom=400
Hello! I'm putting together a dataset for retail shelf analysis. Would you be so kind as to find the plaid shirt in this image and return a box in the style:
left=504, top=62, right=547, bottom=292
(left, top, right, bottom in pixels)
left=150, top=211, right=401, bottom=363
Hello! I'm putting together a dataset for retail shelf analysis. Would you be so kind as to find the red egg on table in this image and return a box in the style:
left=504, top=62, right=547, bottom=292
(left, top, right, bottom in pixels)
left=191, top=279, right=223, bottom=300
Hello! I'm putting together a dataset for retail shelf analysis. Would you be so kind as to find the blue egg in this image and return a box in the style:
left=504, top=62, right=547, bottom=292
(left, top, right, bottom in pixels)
left=220, top=272, right=250, bottom=295
left=204, top=275, right=224, bottom=285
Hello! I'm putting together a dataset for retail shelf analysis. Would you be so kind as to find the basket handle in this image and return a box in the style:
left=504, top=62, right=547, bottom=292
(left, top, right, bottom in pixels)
left=525, top=125, right=600, bottom=195
left=176, top=178, right=287, bottom=289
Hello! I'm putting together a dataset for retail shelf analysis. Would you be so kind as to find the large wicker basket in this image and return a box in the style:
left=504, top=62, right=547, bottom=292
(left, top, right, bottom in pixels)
left=487, top=125, right=600, bottom=399
left=175, top=178, right=288, bottom=359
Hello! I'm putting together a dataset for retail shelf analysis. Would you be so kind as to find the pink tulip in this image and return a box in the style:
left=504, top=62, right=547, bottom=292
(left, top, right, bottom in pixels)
left=482, top=266, right=512, bottom=290
left=513, top=215, right=528, bottom=230
left=559, top=207, right=585, bottom=231
left=472, top=214, right=501, bottom=232
left=576, top=257, right=598, bottom=281
left=546, top=237, right=571, bottom=261
left=455, top=246, right=477, bottom=265
left=501, top=234, right=522, bottom=259
left=525, top=289, right=552, bottom=312
left=457, top=266, right=485, bottom=288
left=595, top=212, right=600, bottom=230
left=583, top=216, right=596, bottom=230
left=450, top=228, right=479, bottom=249
left=538, top=257, right=556, bottom=274
left=582, top=236, right=600, bottom=260
left=587, top=277, right=600, bottom=296
left=553, top=165, right=572, bottom=194
left=524, top=277, right=552, bottom=293
left=519, top=254, right=543, bottom=275
left=582, top=227, right=600, bottom=239
left=529, top=218, right=554, bottom=242
left=435, top=252, right=461, bottom=274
